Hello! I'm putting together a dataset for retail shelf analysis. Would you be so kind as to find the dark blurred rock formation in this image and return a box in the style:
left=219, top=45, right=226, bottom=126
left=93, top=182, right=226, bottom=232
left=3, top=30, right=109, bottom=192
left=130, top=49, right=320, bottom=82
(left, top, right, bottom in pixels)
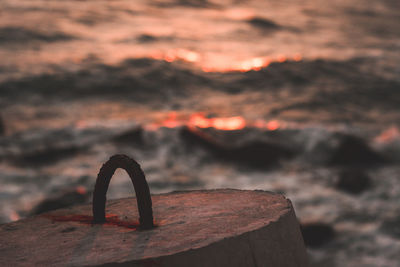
left=181, top=126, right=294, bottom=169
left=329, top=135, right=386, bottom=167
left=335, top=169, right=371, bottom=194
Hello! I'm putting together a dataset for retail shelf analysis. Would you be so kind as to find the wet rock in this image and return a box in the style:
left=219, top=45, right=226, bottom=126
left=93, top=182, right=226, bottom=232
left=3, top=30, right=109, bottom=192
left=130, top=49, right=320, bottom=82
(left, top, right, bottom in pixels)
left=31, top=187, right=90, bottom=215
left=300, top=222, right=335, bottom=248
left=335, top=169, right=371, bottom=194
left=380, top=217, right=400, bottom=239
left=225, top=141, right=294, bottom=168
left=180, top=127, right=294, bottom=169
left=329, top=134, right=386, bottom=167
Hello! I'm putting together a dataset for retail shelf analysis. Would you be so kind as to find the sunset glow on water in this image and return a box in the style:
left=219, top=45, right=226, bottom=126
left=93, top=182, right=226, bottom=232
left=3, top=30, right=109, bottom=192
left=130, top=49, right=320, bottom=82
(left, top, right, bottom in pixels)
left=1, top=1, right=400, bottom=266
left=2, top=0, right=397, bottom=79
left=145, top=112, right=285, bottom=131
left=149, top=49, right=302, bottom=72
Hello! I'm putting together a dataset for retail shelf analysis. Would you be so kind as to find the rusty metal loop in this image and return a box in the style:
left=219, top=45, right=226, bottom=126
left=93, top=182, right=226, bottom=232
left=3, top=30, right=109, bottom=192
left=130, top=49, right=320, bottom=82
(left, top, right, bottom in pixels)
left=92, top=154, right=154, bottom=229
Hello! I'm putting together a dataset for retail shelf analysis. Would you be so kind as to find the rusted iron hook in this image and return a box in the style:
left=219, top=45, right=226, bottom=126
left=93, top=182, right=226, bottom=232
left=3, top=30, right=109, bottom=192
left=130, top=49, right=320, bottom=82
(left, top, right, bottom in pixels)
left=92, top=154, right=154, bottom=229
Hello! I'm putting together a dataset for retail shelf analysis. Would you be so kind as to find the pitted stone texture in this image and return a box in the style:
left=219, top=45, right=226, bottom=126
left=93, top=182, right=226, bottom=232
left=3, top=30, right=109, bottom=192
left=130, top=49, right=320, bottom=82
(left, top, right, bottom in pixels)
left=0, top=189, right=308, bottom=267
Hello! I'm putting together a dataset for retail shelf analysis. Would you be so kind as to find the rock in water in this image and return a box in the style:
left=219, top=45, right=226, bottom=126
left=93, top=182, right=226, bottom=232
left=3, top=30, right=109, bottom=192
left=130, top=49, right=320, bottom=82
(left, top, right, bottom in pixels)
left=329, top=135, right=386, bottom=167
left=181, top=127, right=294, bottom=169
left=0, top=189, right=308, bottom=267
left=335, top=169, right=371, bottom=194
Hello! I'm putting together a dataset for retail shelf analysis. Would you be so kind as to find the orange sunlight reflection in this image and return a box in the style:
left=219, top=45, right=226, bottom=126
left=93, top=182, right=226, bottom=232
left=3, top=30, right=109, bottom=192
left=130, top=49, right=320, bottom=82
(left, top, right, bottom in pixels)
left=75, top=186, right=87, bottom=195
left=375, top=126, right=400, bottom=143
left=190, top=114, right=246, bottom=130
left=9, top=210, right=20, bottom=221
left=266, top=120, right=280, bottom=131
left=201, top=54, right=302, bottom=72
left=151, top=49, right=200, bottom=63
left=149, top=50, right=302, bottom=73
left=146, top=113, right=284, bottom=131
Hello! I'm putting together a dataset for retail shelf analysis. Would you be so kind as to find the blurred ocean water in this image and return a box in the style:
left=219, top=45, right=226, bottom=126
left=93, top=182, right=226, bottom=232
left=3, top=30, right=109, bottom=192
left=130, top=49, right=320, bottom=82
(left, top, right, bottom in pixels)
left=0, top=0, right=400, bottom=266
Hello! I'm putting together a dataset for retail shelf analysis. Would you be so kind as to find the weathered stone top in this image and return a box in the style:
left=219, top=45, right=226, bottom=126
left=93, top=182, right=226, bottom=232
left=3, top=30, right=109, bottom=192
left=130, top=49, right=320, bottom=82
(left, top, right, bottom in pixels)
left=0, top=189, right=293, bottom=266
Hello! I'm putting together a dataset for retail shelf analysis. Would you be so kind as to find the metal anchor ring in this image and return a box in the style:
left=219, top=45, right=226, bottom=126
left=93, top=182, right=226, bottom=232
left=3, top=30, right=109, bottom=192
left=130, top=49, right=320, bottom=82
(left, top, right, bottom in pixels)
left=92, top=154, right=154, bottom=229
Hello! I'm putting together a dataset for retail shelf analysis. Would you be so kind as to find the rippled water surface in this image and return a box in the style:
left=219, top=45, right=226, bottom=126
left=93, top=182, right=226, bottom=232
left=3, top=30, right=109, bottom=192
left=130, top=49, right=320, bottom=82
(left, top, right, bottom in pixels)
left=1, top=0, right=400, bottom=266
